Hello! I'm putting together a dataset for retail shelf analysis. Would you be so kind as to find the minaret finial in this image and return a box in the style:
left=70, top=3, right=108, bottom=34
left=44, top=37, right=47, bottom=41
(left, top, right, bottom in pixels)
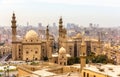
left=12, top=12, right=16, bottom=20
left=59, top=16, right=63, bottom=24
left=46, top=24, right=49, bottom=40
left=47, top=24, right=49, bottom=28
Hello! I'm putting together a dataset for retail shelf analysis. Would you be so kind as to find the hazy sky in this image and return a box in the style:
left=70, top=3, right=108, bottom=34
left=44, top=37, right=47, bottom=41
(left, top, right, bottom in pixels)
left=0, top=0, right=120, bottom=27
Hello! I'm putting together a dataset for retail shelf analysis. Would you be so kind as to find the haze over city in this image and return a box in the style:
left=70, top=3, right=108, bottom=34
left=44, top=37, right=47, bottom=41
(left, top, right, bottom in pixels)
left=1, top=0, right=120, bottom=77
left=0, top=0, right=120, bottom=27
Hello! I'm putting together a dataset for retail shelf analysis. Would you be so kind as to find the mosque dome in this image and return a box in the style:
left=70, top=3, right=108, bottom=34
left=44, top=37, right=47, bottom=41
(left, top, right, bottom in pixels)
left=25, top=30, right=38, bottom=40
left=76, top=33, right=82, bottom=38
left=59, top=47, right=66, bottom=54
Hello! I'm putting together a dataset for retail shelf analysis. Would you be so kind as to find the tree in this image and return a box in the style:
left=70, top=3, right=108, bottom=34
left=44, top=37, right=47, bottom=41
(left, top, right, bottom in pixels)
left=67, top=57, right=74, bottom=65
left=74, top=57, right=80, bottom=63
left=87, top=52, right=114, bottom=64
left=67, top=57, right=80, bottom=65
left=94, top=55, right=108, bottom=64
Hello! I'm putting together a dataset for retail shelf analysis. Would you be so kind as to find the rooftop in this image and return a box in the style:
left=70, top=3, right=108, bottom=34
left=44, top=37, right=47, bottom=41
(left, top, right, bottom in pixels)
left=84, top=64, right=120, bottom=77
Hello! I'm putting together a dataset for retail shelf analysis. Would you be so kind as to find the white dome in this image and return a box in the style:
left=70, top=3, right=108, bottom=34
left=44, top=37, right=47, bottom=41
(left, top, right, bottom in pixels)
left=25, top=30, right=38, bottom=40
left=59, top=47, right=66, bottom=54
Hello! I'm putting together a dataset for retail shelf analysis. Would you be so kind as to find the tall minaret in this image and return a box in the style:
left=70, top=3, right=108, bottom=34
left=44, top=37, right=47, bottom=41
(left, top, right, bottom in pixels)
left=59, top=17, right=63, bottom=37
left=11, top=13, right=17, bottom=60
left=97, top=32, right=101, bottom=56
left=80, top=38, right=86, bottom=73
left=11, top=13, right=17, bottom=42
left=46, top=25, right=49, bottom=40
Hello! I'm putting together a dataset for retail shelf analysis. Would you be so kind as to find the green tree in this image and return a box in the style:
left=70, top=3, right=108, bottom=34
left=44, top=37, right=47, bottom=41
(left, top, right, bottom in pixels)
left=74, top=57, right=80, bottom=63
left=67, top=57, right=74, bottom=65
left=67, top=57, right=80, bottom=65
left=87, top=52, right=115, bottom=64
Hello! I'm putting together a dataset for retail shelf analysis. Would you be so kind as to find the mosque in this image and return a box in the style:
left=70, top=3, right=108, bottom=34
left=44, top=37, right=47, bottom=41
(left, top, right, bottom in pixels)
left=11, top=13, right=101, bottom=65
left=11, top=13, right=120, bottom=77
left=11, top=13, right=54, bottom=62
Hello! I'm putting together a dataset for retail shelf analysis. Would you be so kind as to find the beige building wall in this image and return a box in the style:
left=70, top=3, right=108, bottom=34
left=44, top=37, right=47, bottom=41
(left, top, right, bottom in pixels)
left=16, top=43, right=22, bottom=60
left=66, top=42, right=74, bottom=57
left=41, top=42, right=47, bottom=59
left=23, top=44, right=41, bottom=61
left=0, top=46, right=11, bottom=56
left=82, top=69, right=110, bottom=77
left=116, top=52, right=120, bottom=64
left=12, top=43, right=17, bottom=60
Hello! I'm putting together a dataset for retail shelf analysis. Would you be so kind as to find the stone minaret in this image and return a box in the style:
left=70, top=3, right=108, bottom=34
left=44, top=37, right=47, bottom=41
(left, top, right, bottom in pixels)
left=46, top=25, right=49, bottom=40
left=59, top=17, right=63, bottom=37
left=80, top=38, right=86, bottom=72
left=97, top=32, right=101, bottom=56
left=58, top=17, right=63, bottom=49
left=11, top=13, right=17, bottom=41
left=11, top=13, right=17, bottom=60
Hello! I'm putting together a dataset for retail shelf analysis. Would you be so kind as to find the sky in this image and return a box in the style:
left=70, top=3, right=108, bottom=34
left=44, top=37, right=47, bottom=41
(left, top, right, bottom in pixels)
left=0, top=0, right=120, bottom=27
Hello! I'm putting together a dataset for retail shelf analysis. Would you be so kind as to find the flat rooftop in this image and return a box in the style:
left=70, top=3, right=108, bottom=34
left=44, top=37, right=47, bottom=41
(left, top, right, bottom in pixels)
left=84, top=64, right=120, bottom=77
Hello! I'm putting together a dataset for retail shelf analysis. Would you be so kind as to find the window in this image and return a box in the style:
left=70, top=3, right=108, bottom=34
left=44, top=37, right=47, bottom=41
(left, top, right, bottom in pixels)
left=94, top=48, right=96, bottom=51
left=55, top=61, right=57, bottom=63
left=83, top=72, right=86, bottom=77
left=19, top=49, right=21, bottom=51
left=64, top=62, right=66, bottom=65
left=35, top=51, right=38, bottom=54
left=93, top=75, right=96, bottom=77
left=26, top=58, right=28, bottom=60
left=26, top=51, right=29, bottom=54
left=83, top=53, right=85, bottom=55
left=69, top=46, right=72, bottom=55
left=87, top=73, right=89, bottom=77
left=35, top=58, right=38, bottom=60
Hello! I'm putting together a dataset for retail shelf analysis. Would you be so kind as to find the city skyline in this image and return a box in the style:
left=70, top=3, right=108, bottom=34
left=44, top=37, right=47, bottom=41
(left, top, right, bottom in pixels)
left=0, top=0, right=120, bottom=27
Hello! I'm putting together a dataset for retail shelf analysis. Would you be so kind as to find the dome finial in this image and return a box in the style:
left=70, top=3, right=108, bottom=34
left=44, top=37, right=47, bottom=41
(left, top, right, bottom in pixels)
left=59, top=47, right=66, bottom=54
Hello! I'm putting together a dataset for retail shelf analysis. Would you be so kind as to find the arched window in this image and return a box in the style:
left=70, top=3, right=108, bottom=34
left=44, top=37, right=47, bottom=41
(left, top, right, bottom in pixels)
left=35, top=58, right=38, bottom=60
left=26, top=58, right=28, bottom=60
left=94, top=75, right=96, bottom=77
left=83, top=72, right=86, bottom=77
left=64, top=62, right=66, bottom=65
left=87, top=73, right=89, bottom=77
left=55, top=61, right=57, bottom=63
left=26, top=51, right=29, bottom=54
left=60, top=62, right=62, bottom=65
left=35, top=51, right=38, bottom=54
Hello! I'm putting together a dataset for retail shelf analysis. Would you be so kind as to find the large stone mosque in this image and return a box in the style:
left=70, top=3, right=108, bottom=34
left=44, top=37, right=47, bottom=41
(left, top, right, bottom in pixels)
left=11, top=13, right=101, bottom=66
left=11, top=13, right=54, bottom=61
